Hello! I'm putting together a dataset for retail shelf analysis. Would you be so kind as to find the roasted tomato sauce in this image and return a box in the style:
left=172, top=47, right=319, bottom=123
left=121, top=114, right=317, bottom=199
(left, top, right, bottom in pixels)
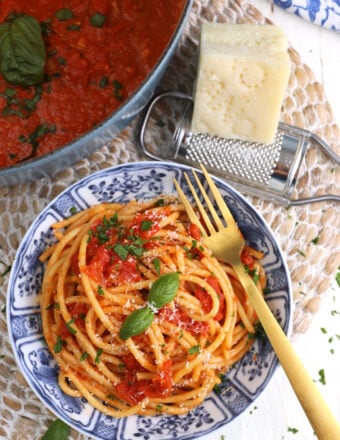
left=0, top=0, right=185, bottom=167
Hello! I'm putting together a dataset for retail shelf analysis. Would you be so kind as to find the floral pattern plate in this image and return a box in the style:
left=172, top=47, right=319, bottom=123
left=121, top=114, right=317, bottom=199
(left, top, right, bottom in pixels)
left=7, top=162, right=292, bottom=440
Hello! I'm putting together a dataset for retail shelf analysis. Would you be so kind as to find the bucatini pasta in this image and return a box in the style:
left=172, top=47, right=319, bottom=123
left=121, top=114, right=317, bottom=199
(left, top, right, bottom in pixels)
left=39, top=196, right=266, bottom=417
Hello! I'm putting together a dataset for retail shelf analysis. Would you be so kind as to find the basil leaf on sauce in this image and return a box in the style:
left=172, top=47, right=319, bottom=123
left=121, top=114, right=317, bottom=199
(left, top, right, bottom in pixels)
left=42, top=419, right=70, bottom=440
left=148, top=272, right=180, bottom=309
left=90, top=13, right=106, bottom=28
left=55, top=9, right=74, bottom=21
left=119, top=306, right=155, bottom=340
left=0, top=14, right=46, bottom=86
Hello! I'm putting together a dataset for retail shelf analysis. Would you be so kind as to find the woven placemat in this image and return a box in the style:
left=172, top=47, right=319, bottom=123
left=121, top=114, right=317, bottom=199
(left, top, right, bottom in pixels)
left=0, top=0, right=339, bottom=438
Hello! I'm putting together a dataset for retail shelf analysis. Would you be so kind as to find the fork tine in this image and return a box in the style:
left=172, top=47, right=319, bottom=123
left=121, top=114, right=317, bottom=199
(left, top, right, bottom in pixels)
left=200, top=164, right=238, bottom=230
left=191, top=169, right=225, bottom=232
left=173, top=178, right=207, bottom=237
left=183, top=172, right=215, bottom=236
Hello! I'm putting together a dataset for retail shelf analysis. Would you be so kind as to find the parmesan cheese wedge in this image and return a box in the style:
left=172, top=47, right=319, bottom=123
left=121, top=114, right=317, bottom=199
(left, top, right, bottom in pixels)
left=191, top=23, right=291, bottom=144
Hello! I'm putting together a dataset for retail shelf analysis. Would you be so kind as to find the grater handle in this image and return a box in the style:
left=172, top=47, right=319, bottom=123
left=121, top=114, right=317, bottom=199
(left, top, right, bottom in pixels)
left=311, top=132, right=340, bottom=164
left=279, top=122, right=340, bottom=165
left=279, top=123, right=340, bottom=205
left=139, top=90, right=192, bottom=161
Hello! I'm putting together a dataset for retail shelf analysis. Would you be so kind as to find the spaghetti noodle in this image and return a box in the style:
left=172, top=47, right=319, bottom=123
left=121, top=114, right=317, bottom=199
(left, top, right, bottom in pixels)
left=40, top=196, right=266, bottom=417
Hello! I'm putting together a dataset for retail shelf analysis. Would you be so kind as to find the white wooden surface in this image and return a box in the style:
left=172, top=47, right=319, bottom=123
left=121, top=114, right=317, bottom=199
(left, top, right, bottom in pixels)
left=251, top=0, right=340, bottom=126
left=200, top=3, right=340, bottom=439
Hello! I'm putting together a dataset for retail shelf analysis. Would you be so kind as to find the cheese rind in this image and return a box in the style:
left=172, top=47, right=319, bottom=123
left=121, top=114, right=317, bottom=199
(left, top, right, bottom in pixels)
left=191, top=23, right=291, bottom=144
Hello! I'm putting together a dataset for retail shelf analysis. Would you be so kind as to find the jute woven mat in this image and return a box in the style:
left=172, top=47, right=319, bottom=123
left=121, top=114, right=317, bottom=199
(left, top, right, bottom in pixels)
left=0, top=0, right=339, bottom=438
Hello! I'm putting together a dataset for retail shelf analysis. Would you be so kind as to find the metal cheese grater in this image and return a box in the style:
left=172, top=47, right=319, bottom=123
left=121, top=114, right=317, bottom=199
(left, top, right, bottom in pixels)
left=139, top=91, right=340, bottom=206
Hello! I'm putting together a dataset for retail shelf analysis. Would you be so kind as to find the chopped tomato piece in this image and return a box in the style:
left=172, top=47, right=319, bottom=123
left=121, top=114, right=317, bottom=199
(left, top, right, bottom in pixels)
left=189, top=223, right=202, bottom=241
left=143, top=359, right=173, bottom=398
left=115, top=357, right=173, bottom=405
left=241, top=249, right=255, bottom=270
left=82, top=246, right=111, bottom=284
left=115, top=380, right=146, bottom=405
left=105, top=254, right=142, bottom=286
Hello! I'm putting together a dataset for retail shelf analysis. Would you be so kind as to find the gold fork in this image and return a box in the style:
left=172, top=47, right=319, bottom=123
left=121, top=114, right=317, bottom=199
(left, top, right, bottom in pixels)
left=173, top=165, right=340, bottom=440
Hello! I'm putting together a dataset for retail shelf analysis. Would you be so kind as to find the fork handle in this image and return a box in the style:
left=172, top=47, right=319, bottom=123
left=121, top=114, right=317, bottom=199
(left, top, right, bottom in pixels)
left=233, top=263, right=340, bottom=439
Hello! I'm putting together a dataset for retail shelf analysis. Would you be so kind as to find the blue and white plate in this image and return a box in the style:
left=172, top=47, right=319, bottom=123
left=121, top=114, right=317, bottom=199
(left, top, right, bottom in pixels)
left=7, top=161, right=292, bottom=440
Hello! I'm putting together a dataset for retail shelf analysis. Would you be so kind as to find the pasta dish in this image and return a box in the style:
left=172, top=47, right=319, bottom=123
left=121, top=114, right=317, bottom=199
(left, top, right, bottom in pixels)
left=40, top=196, right=266, bottom=417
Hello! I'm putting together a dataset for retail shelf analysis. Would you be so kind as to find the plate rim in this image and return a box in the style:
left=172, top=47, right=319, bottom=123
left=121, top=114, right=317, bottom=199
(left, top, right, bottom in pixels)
left=6, top=160, right=293, bottom=439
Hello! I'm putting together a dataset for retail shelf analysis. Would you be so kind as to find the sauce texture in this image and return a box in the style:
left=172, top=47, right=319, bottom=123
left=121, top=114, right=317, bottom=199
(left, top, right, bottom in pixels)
left=0, top=0, right=185, bottom=167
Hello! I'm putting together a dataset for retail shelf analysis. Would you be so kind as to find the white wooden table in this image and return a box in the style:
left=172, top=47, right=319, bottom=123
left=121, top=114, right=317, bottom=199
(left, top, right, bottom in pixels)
left=200, top=2, right=340, bottom=439
left=251, top=0, right=340, bottom=125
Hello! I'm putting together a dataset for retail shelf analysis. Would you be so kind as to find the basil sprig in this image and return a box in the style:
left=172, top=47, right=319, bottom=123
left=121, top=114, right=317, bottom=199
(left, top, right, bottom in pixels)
left=42, top=419, right=70, bottom=440
left=0, top=14, right=46, bottom=86
left=119, top=273, right=179, bottom=340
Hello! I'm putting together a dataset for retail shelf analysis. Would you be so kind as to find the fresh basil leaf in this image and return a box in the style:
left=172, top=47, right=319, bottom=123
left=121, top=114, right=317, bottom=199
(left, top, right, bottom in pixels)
left=42, top=419, right=70, bottom=440
left=0, top=14, right=46, bottom=86
left=119, top=306, right=154, bottom=340
left=148, top=272, right=180, bottom=309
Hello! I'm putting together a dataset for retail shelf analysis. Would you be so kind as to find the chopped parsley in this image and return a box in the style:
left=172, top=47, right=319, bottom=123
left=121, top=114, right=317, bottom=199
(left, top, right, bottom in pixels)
left=154, top=198, right=166, bottom=207
left=152, top=258, right=161, bottom=276
left=19, top=123, right=57, bottom=160
left=54, top=336, right=65, bottom=353
left=141, top=220, right=152, bottom=231
left=248, top=321, right=267, bottom=344
left=90, top=13, right=106, bottom=28
left=55, top=8, right=74, bottom=21
left=336, top=270, right=340, bottom=287
left=69, top=206, right=78, bottom=215
left=99, top=76, right=109, bottom=88
left=318, top=368, right=326, bottom=385
left=65, top=318, right=77, bottom=334
left=113, top=243, right=129, bottom=260
left=80, top=352, right=89, bottom=362
left=95, top=348, right=103, bottom=364
left=287, top=426, right=299, bottom=434
left=112, top=79, right=123, bottom=101
left=1, top=85, right=43, bottom=119
left=91, top=214, right=119, bottom=244
left=97, top=285, right=105, bottom=295
left=188, top=345, right=201, bottom=355
left=244, top=265, right=259, bottom=285
left=67, top=24, right=81, bottom=31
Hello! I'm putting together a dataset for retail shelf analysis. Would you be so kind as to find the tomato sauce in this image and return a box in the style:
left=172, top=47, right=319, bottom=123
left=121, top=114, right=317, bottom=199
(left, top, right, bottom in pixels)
left=0, top=0, right=185, bottom=167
